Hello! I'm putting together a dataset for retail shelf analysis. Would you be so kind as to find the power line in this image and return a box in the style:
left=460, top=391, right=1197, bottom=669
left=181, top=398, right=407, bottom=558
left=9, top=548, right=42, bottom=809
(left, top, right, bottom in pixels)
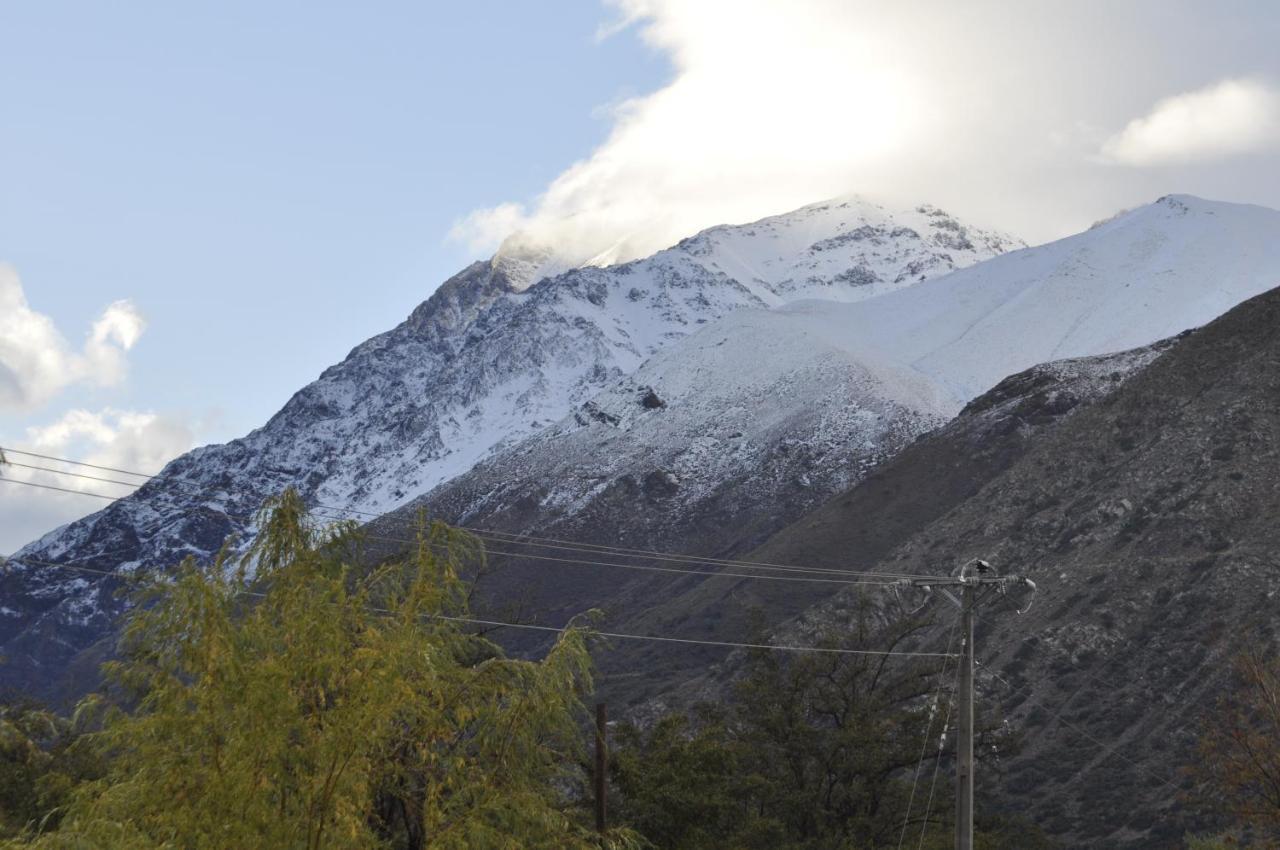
left=0, top=468, right=926, bottom=586
left=6, top=555, right=957, bottom=659
left=917, top=648, right=964, bottom=850
left=458, top=526, right=936, bottom=582
left=454, top=529, right=905, bottom=580
left=4, top=461, right=143, bottom=489
left=0, top=447, right=153, bottom=478
left=0, top=477, right=122, bottom=501
left=1, top=445, right=944, bottom=582
left=973, top=599, right=1176, bottom=708
left=979, top=656, right=1179, bottom=792
left=897, top=620, right=960, bottom=850
left=1, top=476, right=895, bottom=587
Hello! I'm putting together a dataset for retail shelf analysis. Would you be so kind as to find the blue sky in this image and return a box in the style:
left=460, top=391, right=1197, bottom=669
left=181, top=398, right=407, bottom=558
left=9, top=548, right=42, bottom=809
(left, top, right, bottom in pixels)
left=5, top=0, right=1280, bottom=550
left=0, top=0, right=666, bottom=437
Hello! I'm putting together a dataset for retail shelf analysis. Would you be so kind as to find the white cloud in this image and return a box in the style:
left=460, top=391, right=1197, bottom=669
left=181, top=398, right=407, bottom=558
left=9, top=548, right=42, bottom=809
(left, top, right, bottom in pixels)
left=0, top=407, right=195, bottom=553
left=0, top=264, right=147, bottom=413
left=448, top=202, right=532, bottom=254
left=1101, top=78, right=1280, bottom=166
left=453, top=0, right=939, bottom=265
left=451, top=2, right=1280, bottom=259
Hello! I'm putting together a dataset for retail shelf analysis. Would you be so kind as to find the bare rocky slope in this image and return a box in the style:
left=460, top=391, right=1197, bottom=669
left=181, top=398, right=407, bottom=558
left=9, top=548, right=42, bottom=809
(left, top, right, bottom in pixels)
left=721, top=284, right=1280, bottom=848
left=354, top=197, right=1280, bottom=712
left=356, top=335, right=1172, bottom=692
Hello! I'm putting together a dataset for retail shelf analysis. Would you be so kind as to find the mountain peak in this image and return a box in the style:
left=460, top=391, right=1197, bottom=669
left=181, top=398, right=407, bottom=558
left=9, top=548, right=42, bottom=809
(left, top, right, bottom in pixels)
left=1091, top=193, right=1280, bottom=234
left=489, top=234, right=575, bottom=292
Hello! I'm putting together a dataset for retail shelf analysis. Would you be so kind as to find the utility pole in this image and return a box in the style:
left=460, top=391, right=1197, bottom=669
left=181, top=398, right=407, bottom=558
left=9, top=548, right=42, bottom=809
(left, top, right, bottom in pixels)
left=595, top=702, right=608, bottom=834
left=956, top=580, right=975, bottom=850
left=898, top=559, right=1035, bottom=850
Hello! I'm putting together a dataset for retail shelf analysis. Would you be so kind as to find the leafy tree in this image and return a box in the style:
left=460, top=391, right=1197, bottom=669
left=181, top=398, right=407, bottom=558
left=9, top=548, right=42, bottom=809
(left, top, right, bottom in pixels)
left=609, top=598, right=1046, bottom=849
left=0, top=700, right=100, bottom=838
left=5, top=489, right=636, bottom=850
left=1183, top=833, right=1239, bottom=849
left=1192, top=649, right=1280, bottom=844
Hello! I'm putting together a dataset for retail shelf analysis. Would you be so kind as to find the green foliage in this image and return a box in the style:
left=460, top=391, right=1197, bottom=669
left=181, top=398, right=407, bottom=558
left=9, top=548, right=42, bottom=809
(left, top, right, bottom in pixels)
left=609, top=599, right=1050, bottom=850
left=4, top=489, right=624, bottom=850
left=610, top=712, right=745, bottom=850
left=0, top=700, right=100, bottom=838
left=1183, top=832, right=1240, bottom=849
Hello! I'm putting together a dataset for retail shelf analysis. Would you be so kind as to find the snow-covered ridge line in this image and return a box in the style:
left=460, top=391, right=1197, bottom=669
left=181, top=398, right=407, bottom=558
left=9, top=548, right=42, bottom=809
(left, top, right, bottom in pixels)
left=1, top=196, right=1017, bottom=696
left=397, top=194, right=1280, bottom=553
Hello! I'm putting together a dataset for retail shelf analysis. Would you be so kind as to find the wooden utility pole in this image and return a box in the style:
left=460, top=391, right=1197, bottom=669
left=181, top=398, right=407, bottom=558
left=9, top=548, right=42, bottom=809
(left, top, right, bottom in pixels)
left=898, top=559, right=1035, bottom=850
left=595, top=702, right=608, bottom=833
left=955, top=582, right=976, bottom=850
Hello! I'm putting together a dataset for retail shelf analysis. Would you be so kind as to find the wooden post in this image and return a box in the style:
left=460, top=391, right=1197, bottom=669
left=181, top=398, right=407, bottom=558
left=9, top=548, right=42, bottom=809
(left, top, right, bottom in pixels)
left=955, top=584, right=975, bottom=850
left=595, top=702, right=608, bottom=833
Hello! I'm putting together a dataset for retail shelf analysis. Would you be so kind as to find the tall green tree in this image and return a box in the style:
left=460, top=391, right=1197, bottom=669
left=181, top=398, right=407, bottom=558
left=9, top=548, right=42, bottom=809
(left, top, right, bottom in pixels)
left=7, top=490, right=633, bottom=850
left=0, top=700, right=99, bottom=838
left=609, top=599, right=1046, bottom=850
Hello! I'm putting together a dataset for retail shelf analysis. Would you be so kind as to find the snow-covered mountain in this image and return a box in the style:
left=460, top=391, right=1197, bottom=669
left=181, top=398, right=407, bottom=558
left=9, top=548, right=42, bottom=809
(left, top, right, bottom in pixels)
left=1, top=196, right=1017, bottom=697
left=774, top=194, right=1280, bottom=406
left=354, top=195, right=1280, bottom=672
left=395, top=195, right=1280, bottom=547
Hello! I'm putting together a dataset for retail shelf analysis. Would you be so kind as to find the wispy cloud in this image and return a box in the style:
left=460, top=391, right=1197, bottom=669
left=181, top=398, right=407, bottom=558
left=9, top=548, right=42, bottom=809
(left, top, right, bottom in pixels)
left=1101, top=78, right=1280, bottom=166
left=0, top=265, right=147, bottom=412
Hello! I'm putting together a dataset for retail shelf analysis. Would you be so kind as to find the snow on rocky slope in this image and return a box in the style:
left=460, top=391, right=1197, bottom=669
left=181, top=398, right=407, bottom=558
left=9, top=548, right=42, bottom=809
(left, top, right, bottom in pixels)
left=1, top=196, right=1015, bottom=697
left=348, top=196, right=1280, bottom=682
left=355, top=194, right=1280, bottom=665
left=398, top=195, right=1280, bottom=552
left=778, top=194, right=1280, bottom=406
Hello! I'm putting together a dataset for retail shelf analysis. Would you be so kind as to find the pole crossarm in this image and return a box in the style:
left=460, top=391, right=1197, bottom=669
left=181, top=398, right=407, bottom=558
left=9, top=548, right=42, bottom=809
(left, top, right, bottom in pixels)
left=885, top=558, right=1037, bottom=850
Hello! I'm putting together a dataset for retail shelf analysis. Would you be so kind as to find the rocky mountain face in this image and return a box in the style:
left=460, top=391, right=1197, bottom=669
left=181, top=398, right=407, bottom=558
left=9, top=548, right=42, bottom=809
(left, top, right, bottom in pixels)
left=1, top=197, right=1016, bottom=700
left=380, top=337, right=1178, bottom=710
left=721, top=285, right=1280, bottom=848
left=359, top=196, right=1279, bottom=601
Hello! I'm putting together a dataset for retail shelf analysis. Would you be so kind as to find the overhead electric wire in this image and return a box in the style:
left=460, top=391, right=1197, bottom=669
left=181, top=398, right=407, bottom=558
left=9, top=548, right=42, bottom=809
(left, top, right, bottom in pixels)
left=896, top=619, right=960, bottom=850
left=10, top=456, right=1178, bottom=796
left=0, top=460, right=941, bottom=585
left=0, top=445, right=945, bottom=582
left=978, top=657, right=1179, bottom=792
left=916, top=651, right=964, bottom=849
left=4, top=554, right=957, bottom=659
left=0, top=477, right=123, bottom=501
left=0, top=447, right=153, bottom=478
left=0, top=454, right=1194, bottom=804
left=973, top=596, right=1173, bottom=701
left=446, top=530, right=905, bottom=580
left=0, top=476, right=898, bottom=588
left=4, top=461, right=144, bottom=489
left=458, top=526, right=938, bottom=581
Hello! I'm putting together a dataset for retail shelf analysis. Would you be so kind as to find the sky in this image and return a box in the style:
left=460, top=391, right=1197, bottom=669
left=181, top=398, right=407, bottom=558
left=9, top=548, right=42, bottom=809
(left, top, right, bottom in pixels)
left=4, top=0, right=1280, bottom=551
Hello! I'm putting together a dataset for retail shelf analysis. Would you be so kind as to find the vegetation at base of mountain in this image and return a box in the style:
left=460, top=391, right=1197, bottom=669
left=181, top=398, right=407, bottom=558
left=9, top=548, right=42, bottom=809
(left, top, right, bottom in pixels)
left=1188, top=650, right=1280, bottom=847
left=1183, top=834, right=1240, bottom=849
left=0, top=489, right=641, bottom=850
left=0, top=700, right=101, bottom=839
left=608, top=603, right=1055, bottom=850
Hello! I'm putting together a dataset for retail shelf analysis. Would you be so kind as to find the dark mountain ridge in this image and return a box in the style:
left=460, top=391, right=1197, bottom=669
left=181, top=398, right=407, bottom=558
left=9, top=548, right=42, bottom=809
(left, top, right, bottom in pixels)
left=732, top=284, right=1280, bottom=847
